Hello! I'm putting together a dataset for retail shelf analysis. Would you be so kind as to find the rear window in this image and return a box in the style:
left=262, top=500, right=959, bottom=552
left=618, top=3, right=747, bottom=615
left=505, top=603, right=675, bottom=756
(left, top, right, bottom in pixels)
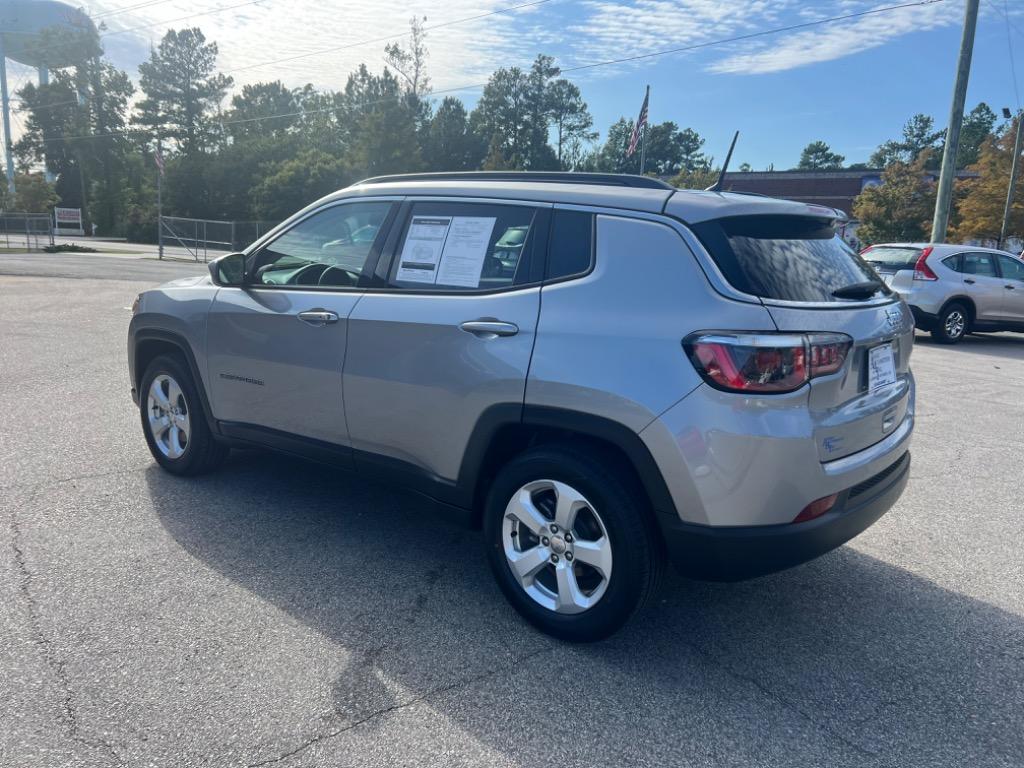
left=862, top=246, right=922, bottom=272
left=692, top=215, right=886, bottom=303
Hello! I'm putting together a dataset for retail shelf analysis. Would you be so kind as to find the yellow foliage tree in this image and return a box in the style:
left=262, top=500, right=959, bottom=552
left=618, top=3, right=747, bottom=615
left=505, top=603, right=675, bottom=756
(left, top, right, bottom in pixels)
left=952, top=118, right=1023, bottom=244
left=852, top=154, right=936, bottom=244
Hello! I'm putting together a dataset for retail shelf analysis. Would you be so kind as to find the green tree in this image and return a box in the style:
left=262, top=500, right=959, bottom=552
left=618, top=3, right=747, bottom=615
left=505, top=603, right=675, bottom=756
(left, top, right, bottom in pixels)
left=135, top=28, right=233, bottom=154
left=852, top=155, right=937, bottom=244
left=423, top=97, right=482, bottom=170
left=953, top=102, right=997, bottom=168
left=547, top=79, right=596, bottom=169
left=870, top=114, right=943, bottom=167
left=589, top=119, right=703, bottom=175
left=251, top=149, right=349, bottom=220
left=797, top=140, right=845, bottom=170
left=227, top=81, right=298, bottom=141
left=340, top=66, right=423, bottom=176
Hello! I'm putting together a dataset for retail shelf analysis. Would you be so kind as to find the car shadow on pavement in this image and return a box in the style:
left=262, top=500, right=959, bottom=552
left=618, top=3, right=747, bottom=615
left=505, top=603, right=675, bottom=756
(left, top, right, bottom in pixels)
left=145, top=450, right=1023, bottom=767
left=913, top=330, right=1024, bottom=362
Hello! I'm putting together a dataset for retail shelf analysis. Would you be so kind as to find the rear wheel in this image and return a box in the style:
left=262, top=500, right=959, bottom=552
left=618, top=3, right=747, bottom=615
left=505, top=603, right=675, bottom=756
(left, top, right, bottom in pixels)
left=932, top=302, right=968, bottom=344
left=140, top=355, right=228, bottom=475
left=483, top=445, right=662, bottom=642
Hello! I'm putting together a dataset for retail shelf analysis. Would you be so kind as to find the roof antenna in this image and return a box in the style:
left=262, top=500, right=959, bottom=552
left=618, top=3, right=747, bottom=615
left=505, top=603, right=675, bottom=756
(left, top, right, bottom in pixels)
left=706, top=131, right=739, bottom=192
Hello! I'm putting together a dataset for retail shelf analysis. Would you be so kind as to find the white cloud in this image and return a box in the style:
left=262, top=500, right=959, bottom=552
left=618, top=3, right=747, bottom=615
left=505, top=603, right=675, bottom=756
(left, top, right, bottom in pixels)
left=707, top=1, right=960, bottom=74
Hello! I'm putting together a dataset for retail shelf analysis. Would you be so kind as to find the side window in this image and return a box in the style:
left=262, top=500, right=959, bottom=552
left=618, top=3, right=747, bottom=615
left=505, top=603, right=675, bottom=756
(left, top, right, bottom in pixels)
left=942, top=254, right=962, bottom=273
left=961, top=252, right=997, bottom=278
left=250, top=202, right=393, bottom=288
left=388, top=202, right=539, bottom=291
left=997, top=255, right=1024, bottom=282
left=547, top=210, right=594, bottom=280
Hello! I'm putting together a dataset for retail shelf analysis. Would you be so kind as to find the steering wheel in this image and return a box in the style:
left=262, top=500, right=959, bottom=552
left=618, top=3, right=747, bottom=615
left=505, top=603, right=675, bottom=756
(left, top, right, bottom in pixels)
left=287, top=263, right=330, bottom=285
left=318, top=266, right=361, bottom=287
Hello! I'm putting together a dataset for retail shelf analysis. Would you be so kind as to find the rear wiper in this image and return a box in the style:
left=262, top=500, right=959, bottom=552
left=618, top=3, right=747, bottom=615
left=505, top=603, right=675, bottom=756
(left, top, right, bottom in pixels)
left=832, top=281, right=884, bottom=299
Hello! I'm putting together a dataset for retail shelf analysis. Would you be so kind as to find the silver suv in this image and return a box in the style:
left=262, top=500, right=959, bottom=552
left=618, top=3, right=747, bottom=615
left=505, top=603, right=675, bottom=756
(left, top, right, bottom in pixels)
left=128, top=172, right=915, bottom=640
left=863, top=242, right=1024, bottom=343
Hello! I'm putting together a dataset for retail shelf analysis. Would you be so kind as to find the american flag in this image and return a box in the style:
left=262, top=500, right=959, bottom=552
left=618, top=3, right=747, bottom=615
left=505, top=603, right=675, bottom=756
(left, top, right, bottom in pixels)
left=626, top=89, right=649, bottom=157
left=154, top=148, right=165, bottom=176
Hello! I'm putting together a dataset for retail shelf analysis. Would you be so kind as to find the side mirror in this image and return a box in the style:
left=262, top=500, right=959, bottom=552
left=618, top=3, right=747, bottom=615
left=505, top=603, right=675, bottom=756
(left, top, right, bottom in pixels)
left=209, top=252, right=246, bottom=286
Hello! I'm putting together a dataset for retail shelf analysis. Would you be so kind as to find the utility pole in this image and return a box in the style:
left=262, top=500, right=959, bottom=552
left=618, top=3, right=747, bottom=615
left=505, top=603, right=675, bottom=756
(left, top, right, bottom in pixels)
left=639, top=85, right=649, bottom=176
left=156, top=139, right=164, bottom=260
left=999, top=109, right=1023, bottom=250
left=931, top=0, right=980, bottom=243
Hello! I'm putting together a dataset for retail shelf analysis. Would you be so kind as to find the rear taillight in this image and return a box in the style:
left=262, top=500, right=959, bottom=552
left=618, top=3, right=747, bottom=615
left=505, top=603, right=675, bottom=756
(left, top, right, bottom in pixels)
left=913, top=246, right=937, bottom=281
left=685, top=333, right=852, bottom=394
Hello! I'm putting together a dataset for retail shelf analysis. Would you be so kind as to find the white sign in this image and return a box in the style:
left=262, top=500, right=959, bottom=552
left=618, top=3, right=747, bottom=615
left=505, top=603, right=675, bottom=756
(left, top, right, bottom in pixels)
left=396, top=215, right=497, bottom=288
left=54, top=207, right=84, bottom=235
left=396, top=216, right=451, bottom=283
left=436, top=217, right=496, bottom=287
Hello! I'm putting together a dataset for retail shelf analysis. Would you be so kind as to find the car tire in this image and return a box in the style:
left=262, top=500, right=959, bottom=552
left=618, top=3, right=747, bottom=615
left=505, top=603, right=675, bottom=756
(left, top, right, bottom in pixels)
left=140, top=354, right=229, bottom=475
left=932, top=302, right=969, bottom=344
left=483, top=444, right=663, bottom=642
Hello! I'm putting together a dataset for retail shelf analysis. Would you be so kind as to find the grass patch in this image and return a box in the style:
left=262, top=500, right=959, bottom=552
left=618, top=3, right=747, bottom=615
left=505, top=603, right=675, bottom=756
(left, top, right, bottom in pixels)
left=44, top=243, right=99, bottom=254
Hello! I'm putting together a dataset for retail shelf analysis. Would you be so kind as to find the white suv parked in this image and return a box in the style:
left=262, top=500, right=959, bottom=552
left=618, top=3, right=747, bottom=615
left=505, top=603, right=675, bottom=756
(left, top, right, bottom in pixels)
left=863, top=243, right=1024, bottom=343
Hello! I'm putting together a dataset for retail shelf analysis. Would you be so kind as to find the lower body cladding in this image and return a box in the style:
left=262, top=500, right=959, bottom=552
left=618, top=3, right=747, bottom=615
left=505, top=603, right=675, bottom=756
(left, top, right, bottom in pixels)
left=640, top=382, right=915, bottom=581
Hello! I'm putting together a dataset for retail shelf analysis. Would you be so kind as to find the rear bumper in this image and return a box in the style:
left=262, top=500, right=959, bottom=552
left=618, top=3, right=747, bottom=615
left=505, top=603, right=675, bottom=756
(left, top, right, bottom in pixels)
left=660, top=451, right=910, bottom=581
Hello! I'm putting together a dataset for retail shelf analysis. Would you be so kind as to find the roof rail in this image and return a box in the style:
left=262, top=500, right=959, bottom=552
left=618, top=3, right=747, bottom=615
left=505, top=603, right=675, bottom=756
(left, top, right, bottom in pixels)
left=355, top=171, right=674, bottom=190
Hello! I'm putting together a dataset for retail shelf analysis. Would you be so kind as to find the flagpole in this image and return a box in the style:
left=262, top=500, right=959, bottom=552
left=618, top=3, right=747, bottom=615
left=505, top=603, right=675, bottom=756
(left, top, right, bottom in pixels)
left=156, top=139, right=164, bottom=260
left=639, top=84, right=649, bottom=175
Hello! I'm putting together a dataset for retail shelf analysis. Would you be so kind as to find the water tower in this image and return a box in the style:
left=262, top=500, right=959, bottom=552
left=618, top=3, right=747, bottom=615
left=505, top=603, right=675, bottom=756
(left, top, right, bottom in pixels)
left=0, top=0, right=98, bottom=194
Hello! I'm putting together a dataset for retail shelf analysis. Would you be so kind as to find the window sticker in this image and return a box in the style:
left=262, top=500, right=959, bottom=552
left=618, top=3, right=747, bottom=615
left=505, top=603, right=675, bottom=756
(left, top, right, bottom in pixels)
left=396, top=216, right=452, bottom=283
left=435, top=217, right=497, bottom=287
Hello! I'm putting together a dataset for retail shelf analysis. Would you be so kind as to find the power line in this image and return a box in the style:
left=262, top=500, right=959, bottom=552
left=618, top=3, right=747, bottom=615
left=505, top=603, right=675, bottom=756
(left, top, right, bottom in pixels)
left=99, top=0, right=266, bottom=37
left=223, top=0, right=551, bottom=75
left=92, top=0, right=183, bottom=20
left=990, top=0, right=1021, bottom=107
left=32, top=0, right=953, bottom=145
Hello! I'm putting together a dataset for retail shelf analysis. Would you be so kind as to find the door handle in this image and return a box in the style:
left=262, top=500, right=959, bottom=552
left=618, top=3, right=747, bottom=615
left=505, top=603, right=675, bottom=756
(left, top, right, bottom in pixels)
left=297, top=309, right=339, bottom=326
left=1006, top=284, right=1016, bottom=290
left=964, top=278, right=975, bottom=284
left=459, top=320, right=519, bottom=338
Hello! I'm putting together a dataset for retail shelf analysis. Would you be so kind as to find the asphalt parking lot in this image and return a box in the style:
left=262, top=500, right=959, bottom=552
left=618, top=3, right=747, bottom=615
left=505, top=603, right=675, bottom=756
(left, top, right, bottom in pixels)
left=2, top=252, right=1023, bottom=768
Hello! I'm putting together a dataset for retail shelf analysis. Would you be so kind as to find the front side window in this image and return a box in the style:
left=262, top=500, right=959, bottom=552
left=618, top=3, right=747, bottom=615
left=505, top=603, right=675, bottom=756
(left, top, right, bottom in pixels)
left=250, top=201, right=393, bottom=287
left=389, top=202, right=539, bottom=291
left=961, top=253, right=997, bottom=278
left=997, top=254, right=1024, bottom=281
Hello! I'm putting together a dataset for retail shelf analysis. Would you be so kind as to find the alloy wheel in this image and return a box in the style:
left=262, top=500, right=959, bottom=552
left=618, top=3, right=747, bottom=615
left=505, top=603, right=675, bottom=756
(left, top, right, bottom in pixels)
left=501, top=479, right=613, bottom=614
left=945, top=309, right=965, bottom=339
left=147, top=374, right=191, bottom=459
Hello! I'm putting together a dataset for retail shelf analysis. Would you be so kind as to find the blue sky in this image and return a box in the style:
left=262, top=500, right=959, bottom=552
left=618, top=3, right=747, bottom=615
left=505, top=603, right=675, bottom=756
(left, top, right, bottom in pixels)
left=5, top=0, right=1022, bottom=167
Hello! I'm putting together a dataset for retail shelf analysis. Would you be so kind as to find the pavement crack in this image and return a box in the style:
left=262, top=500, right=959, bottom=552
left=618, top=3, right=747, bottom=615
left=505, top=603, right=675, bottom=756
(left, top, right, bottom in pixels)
left=8, top=502, right=127, bottom=767
left=247, top=644, right=556, bottom=767
left=1, top=464, right=152, bottom=493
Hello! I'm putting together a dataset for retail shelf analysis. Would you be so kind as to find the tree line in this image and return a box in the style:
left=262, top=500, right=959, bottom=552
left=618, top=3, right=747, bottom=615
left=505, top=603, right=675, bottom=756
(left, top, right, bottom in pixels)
left=0, top=21, right=716, bottom=238
left=0, top=19, right=1019, bottom=247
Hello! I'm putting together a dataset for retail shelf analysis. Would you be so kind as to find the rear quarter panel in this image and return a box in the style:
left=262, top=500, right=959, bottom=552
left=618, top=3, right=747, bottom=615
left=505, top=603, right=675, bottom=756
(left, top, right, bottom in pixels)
left=526, top=214, right=776, bottom=431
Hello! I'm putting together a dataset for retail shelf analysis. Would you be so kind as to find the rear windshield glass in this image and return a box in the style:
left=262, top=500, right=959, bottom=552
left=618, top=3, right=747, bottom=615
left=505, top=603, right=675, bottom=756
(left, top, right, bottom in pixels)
left=692, top=215, right=887, bottom=303
left=862, top=246, right=922, bottom=272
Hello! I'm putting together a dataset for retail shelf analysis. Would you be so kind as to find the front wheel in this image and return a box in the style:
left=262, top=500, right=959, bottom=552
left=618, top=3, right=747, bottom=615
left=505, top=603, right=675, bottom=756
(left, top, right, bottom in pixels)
left=932, top=302, right=968, bottom=344
left=483, top=445, right=663, bottom=642
left=140, top=354, right=228, bottom=475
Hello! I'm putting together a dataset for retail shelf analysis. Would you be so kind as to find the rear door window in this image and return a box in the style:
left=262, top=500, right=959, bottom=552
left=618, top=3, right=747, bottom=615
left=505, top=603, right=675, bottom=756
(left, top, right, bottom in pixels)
left=962, top=252, right=997, bottom=277
left=547, top=210, right=594, bottom=280
left=691, top=215, right=887, bottom=303
left=387, top=201, right=541, bottom=291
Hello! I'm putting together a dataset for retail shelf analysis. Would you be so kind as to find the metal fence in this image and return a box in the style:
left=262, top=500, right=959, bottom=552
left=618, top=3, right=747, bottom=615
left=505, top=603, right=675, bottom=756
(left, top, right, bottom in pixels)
left=0, top=213, right=55, bottom=251
left=159, top=216, right=279, bottom=262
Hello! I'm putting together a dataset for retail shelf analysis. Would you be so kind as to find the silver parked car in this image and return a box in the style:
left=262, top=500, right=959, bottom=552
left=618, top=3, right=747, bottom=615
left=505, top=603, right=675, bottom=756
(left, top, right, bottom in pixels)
left=862, top=242, right=1024, bottom=343
left=128, top=172, right=915, bottom=640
